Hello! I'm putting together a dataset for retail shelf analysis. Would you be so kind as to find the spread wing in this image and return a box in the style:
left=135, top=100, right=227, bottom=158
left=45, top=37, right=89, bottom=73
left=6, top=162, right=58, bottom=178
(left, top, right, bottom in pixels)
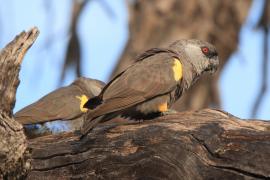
left=15, top=85, right=91, bottom=125
left=82, top=53, right=182, bottom=134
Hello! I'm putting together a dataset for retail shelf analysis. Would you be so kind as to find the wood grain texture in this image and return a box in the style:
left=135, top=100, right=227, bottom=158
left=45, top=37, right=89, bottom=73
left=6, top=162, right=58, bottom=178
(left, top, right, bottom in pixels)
left=0, top=27, right=39, bottom=115
left=27, top=109, right=270, bottom=179
left=0, top=27, right=39, bottom=178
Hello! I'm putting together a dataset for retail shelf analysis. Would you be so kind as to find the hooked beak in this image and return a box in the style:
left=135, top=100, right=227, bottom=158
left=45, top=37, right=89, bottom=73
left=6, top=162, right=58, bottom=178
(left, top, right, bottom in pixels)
left=209, top=66, right=218, bottom=74
left=210, top=56, right=219, bottom=74
left=206, top=56, right=219, bottom=74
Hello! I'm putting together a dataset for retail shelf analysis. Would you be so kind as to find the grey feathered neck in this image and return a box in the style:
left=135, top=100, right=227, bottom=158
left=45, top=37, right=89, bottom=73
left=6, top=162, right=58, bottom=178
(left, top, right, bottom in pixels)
left=167, top=45, right=200, bottom=91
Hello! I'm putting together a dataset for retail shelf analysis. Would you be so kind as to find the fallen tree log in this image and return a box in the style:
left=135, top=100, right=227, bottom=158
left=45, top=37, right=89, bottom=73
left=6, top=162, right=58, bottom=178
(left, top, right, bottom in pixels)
left=27, top=110, right=270, bottom=179
left=0, top=28, right=270, bottom=179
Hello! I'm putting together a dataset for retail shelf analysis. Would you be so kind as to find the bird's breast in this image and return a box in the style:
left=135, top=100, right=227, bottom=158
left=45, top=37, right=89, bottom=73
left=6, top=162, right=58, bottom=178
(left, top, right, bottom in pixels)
left=135, top=95, right=169, bottom=114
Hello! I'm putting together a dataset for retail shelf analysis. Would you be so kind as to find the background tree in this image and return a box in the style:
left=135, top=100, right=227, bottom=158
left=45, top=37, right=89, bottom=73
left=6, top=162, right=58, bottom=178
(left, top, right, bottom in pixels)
left=110, top=0, right=252, bottom=111
left=58, top=0, right=270, bottom=119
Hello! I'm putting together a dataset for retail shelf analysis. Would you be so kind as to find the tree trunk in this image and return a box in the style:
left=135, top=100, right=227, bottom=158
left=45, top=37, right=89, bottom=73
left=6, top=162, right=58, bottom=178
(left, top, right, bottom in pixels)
left=0, top=28, right=39, bottom=178
left=1, top=28, right=270, bottom=180
left=111, top=0, right=252, bottom=111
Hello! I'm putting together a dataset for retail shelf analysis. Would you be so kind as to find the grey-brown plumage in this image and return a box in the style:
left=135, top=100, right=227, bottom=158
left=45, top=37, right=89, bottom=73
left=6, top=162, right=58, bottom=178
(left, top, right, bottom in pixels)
left=82, top=39, right=219, bottom=135
left=15, top=77, right=105, bottom=127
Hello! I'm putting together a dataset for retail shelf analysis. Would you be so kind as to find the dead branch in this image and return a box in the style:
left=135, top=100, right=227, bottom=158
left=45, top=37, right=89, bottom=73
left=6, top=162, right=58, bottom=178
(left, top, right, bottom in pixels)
left=26, top=109, right=270, bottom=179
left=0, top=27, right=39, bottom=178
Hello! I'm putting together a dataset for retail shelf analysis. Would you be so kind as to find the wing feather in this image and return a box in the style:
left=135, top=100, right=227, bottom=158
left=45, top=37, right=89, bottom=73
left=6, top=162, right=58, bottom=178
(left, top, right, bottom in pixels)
left=84, top=52, right=182, bottom=122
left=15, top=85, right=85, bottom=125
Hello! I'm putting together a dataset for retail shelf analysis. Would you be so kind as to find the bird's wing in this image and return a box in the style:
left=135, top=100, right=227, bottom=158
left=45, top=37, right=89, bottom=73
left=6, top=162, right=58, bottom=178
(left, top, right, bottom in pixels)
left=15, top=85, right=91, bottom=125
left=81, top=53, right=182, bottom=135
left=73, top=77, right=105, bottom=97
left=86, top=53, right=182, bottom=119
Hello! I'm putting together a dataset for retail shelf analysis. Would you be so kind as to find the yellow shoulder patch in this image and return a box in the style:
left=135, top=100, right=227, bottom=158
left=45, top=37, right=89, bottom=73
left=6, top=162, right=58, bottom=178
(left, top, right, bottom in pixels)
left=76, top=95, right=89, bottom=113
left=172, top=58, right=183, bottom=81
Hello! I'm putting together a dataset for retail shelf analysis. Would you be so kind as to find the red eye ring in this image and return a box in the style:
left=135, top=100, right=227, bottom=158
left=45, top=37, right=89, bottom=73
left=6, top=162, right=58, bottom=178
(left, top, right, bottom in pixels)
left=202, top=47, right=209, bottom=54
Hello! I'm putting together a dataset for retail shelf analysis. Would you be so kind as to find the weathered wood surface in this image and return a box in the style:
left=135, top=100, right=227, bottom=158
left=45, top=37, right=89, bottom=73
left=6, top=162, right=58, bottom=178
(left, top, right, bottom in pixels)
left=27, top=109, right=270, bottom=179
left=0, top=27, right=39, bottom=178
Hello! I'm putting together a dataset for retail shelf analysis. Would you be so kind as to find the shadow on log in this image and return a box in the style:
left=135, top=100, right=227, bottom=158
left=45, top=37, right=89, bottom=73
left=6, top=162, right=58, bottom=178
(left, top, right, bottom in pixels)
left=0, top=28, right=270, bottom=179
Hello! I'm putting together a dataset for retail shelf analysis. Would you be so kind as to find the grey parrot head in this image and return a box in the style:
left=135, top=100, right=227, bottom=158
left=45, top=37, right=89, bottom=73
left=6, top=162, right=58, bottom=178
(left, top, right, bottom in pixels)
left=169, top=39, right=219, bottom=75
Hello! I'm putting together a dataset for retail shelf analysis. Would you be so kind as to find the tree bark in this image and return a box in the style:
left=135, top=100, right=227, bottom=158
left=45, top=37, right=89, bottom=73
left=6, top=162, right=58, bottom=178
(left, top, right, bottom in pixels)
left=27, top=109, right=270, bottom=179
left=1, top=28, right=270, bottom=180
left=111, top=0, right=252, bottom=111
left=0, top=27, right=39, bottom=178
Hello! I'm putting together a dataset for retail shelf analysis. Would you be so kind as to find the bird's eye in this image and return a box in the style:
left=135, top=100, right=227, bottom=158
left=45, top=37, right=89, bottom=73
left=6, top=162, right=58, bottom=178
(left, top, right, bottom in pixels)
left=201, top=47, right=209, bottom=55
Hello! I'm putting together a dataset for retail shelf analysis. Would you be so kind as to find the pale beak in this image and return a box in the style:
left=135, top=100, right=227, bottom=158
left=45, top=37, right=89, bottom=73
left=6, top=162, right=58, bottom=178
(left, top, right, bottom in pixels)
left=209, top=56, right=219, bottom=74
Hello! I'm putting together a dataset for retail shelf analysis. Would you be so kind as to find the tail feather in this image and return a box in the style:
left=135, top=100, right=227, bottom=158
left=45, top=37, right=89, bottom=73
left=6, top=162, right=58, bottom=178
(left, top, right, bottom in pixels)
left=80, top=112, right=119, bottom=138
left=83, top=96, right=102, bottom=110
left=80, top=116, right=103, bottom=137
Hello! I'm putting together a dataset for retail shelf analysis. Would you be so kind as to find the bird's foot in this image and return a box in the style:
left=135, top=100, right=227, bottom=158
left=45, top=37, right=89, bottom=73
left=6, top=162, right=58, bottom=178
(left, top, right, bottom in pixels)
left=161, top=109, right=178, bottom=116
